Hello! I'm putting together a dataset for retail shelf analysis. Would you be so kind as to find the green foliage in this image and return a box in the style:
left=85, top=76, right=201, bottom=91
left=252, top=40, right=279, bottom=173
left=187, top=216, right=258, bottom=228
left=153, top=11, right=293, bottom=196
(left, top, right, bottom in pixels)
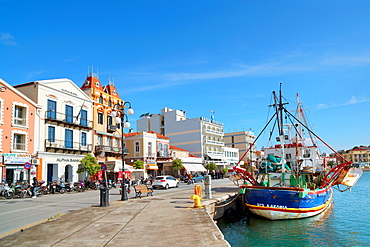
left=133, top=160, right=144, bottom=169
left=221, top=167, right=228, bottom=174
left=76, top=154, right=100, bottom=177
left=172, top=158, right=183, bottom=171
left=327, top=160, right=336, bottom=168
left=205, top=162, right=217, bottom=172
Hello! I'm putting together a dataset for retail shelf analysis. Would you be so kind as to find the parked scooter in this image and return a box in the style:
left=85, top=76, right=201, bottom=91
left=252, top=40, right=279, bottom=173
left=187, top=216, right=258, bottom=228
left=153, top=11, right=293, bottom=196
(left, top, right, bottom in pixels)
left=50, top=182, right=66, bottom=194
left=0, top=183, right=14, bottom=199
left=9, top=184, right=26, bottom=198
left=73, top=181, right=85, bottom=192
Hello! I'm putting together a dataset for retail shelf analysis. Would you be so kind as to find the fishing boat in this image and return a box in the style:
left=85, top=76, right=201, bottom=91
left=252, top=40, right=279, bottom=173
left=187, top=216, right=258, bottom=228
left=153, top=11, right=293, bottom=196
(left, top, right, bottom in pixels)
left=233, top=83, right=363, bottom=220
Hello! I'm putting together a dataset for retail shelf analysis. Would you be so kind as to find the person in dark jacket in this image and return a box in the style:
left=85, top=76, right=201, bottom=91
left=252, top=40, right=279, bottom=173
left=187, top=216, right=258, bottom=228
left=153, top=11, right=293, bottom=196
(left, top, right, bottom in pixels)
left=32, top=177, right=38, bottom=198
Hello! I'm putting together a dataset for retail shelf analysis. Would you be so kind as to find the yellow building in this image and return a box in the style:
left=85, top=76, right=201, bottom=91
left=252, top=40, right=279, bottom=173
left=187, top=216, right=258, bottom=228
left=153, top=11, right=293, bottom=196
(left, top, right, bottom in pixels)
left=80, top=70, right=130, bottom=181
left=124, top=131, right=172, bottom=179
left=339, top=146, right=370, bottom=165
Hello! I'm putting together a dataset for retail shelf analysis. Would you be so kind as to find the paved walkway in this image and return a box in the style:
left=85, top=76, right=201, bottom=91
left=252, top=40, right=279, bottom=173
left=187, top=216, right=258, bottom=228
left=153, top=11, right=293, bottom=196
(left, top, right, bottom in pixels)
left=0, top=182, right=238, bottom=247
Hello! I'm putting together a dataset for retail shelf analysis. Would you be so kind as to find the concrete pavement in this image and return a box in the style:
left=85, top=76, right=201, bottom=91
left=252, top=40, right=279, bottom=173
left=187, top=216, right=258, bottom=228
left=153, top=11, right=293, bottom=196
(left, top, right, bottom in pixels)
left=0, top=181, right=238, bottom=247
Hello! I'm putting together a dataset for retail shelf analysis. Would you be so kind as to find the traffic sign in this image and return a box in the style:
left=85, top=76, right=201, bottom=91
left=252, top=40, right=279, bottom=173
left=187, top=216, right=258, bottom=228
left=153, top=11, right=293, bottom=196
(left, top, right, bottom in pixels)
left=101, top=163, right=107, bottom=171
left=24, top=162, right=31, bottom=169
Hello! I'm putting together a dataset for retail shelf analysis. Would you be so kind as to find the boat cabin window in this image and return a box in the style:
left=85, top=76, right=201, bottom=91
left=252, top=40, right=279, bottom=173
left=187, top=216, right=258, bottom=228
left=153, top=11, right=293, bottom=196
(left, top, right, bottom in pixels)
left=303, top=150, right=310, bottom=158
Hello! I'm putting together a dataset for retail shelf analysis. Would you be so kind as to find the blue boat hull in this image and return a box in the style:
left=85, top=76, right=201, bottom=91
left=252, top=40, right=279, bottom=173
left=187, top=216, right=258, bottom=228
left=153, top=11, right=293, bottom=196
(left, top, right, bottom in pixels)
left=244, top=186, right=333, bottom=220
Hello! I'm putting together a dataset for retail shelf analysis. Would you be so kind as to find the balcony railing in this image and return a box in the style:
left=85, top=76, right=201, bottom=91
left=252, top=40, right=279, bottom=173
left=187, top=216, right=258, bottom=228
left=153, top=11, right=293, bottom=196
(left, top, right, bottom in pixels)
left=205, top=129, right=224, bottom=136
left=205, top=140, right=224, bottom=146
left=45, top=111, right=92, bottom=129
left=45, top=139, right=92, bottom=152
left=107, top=124, right=117, bottom=133
left=95, top=145, right=128, bottom=155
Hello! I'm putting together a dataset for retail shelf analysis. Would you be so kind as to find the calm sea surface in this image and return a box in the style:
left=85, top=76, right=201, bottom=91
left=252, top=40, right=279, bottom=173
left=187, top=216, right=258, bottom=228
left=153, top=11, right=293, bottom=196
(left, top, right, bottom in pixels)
left=217, top=171, right=370, bottom=247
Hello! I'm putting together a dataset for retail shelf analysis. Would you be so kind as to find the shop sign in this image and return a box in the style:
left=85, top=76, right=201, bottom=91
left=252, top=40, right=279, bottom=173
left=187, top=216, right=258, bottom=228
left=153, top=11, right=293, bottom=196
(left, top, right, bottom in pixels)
left=3, top=153, right=31, bottom=164
left=56, top=158, right=81, bottom=163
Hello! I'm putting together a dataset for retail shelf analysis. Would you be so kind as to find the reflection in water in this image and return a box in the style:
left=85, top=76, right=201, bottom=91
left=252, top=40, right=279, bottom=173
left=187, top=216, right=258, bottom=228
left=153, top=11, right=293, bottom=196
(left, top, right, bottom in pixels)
left=218, top=172, right=370, bottom=247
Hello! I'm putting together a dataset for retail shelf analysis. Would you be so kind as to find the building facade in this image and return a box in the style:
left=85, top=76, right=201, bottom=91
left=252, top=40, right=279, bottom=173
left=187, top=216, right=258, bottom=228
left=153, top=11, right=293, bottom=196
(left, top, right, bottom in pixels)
left=123, top=131, right=172, bottom=179
left=224, top=130, right=256, bottom=167
left=137, top=107, right=226, bottom=169
left=80, top=71, right=131, bottom=181
left=338, top=146, right=370, bottom=166
left=15, top=78, right=93, bottom=183
left=0, top=78, right=39, bottom=184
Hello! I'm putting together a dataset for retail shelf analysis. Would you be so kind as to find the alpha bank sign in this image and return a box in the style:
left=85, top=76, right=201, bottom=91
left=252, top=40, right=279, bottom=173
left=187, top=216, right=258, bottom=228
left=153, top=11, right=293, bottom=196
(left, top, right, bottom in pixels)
left=3, top=153, right=32, bottom=164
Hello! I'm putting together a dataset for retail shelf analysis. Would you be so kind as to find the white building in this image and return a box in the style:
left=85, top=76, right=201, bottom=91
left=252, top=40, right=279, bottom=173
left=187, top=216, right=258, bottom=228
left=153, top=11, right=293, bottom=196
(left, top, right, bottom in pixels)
left=224, top=130, right=256, bottom=167
left=137, top=107, right=227, bottom=169
left=15, top=78, right=94, bottom=183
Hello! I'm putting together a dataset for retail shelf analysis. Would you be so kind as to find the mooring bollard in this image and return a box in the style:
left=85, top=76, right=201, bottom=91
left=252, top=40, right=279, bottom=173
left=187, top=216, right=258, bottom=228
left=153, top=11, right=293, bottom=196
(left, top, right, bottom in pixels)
left=204, top=175, right=212, bottom=199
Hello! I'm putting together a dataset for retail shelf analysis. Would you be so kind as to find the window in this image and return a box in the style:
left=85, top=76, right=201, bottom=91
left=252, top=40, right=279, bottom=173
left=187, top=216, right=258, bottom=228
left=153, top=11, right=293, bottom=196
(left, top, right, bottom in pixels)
left=48, top=126, right=55, bottom=142
left=14, top=105, right=26, bottom=126
left=65, top=129, right=73, bottom=148
left=98, top=134, right=103, bottom=145
left=13, top=133, right=26, bottom=150
left=107, top=137, right=112, bottom=147
left=99, top=96, right=103, bottom=104
left=107, top=116, right=113, bottom=126
left=80, top=110, right=87, bottom=126
left=98, top=113, right=103, bottom=125
left=81, top=132, right=87, bottom=146
left=148, top=142, right=152, bottom=156
left=108, top=99, right=112, bottom=107
left=135, top=142, right=140, bottom=153
left=164, top=144, right=168, bottom=157
left=65, top=105, right=73, bottom=123
left=47, top=99, right=57, bottom=119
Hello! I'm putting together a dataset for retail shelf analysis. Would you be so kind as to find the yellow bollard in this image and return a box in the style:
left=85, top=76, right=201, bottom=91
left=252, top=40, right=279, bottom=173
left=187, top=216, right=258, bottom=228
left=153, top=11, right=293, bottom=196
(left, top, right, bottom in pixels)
left=194, top=185, right=202, bottom=197
left=190, top=194, right=203, bottom=208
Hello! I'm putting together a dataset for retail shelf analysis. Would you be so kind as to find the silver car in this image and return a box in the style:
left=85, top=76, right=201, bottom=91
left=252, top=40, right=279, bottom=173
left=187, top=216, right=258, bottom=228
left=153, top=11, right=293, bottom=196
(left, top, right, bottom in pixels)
left=152, top=176, right=179, bottom=189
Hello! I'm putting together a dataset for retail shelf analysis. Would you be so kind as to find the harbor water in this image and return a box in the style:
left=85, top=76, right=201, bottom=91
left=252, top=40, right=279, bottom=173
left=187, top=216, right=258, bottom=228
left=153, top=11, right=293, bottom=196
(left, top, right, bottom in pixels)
left=217, top=171, right=370, bottom=247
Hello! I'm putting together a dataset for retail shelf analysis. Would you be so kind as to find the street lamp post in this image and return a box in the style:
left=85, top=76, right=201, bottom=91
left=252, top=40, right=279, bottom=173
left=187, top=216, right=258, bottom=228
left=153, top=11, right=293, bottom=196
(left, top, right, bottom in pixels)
left=111, top=102, right=134, bottom=201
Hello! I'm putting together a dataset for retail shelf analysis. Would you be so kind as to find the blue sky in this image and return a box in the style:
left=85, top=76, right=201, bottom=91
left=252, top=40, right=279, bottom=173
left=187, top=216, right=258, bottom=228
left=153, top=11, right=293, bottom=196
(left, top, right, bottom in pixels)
left=1, top=1, right=370, bottom=153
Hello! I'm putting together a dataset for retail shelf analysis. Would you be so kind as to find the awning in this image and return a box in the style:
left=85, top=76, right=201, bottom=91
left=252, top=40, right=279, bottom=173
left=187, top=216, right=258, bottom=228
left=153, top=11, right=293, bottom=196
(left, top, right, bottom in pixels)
left=147, top=164, right=159, bottom=170
left=207, top=154, right=225, bottom=160
left=193, top=163, right=206, bottom=172
left=182, top=163, right=198, bottom=172
left=182, top=163, right=206, bottom=172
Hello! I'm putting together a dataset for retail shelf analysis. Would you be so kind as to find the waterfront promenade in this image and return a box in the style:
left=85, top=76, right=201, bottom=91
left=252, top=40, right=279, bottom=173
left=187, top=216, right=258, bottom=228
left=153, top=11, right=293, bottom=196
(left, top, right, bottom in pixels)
left=0, top=180, right=238, bottom=247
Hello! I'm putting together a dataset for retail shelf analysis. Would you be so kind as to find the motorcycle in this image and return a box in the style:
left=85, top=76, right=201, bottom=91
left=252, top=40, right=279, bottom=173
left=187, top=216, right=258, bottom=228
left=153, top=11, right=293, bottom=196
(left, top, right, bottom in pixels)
left=73, top=181, right=85, bottom=192
left=51, top=182, right=66, bottom=194
left=9, top=184, right=26, bottom=198
left=0, top=183, right=14, bottom=199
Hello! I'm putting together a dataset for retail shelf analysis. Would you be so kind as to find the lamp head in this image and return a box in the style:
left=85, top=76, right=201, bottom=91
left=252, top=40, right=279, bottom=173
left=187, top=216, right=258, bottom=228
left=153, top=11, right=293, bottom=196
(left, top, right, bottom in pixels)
left=127, top=107, right=134, bottom=115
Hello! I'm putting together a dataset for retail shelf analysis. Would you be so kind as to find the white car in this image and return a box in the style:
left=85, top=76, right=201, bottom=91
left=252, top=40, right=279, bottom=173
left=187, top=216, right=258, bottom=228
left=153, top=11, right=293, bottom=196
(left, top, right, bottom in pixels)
left=152, top=176, right=179, bottom=189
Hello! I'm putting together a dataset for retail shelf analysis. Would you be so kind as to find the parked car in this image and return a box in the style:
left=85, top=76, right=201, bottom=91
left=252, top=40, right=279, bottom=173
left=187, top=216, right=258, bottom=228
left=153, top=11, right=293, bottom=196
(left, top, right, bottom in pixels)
left=192, top=174, right=204, bottom=183
left=152, top=176, right=179, bottom=189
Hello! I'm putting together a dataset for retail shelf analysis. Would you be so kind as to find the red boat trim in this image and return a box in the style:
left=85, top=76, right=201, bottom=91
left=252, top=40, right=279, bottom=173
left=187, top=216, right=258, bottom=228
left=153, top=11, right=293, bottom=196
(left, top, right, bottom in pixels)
left=246, top=192, right=332, bottom=213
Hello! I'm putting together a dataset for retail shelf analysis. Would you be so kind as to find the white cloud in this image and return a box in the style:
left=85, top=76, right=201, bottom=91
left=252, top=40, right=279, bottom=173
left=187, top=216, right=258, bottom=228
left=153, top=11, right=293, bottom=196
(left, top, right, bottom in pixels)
left=317, top=95, right=370, bottom=110
left=0, top=33, right=16, bottom=46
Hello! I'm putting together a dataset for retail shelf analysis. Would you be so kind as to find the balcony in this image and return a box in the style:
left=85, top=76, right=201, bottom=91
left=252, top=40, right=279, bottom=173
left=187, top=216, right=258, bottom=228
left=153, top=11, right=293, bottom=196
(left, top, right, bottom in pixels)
left=45, top=139, right=92, bottom=152
left=205, top=140, right=224, bottom=146
left=107, top=124, right=117, bottom=133
left=95, top=145, right=128, bottom=155
left=45, top=111, right=92, bottom=130
left=205, top=129, right=224, bottom=136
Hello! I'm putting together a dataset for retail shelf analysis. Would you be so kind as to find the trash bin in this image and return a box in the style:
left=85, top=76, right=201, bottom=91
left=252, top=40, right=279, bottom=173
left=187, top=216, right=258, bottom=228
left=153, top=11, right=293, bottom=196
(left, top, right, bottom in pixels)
left=100, top=186, right=110, bottom=207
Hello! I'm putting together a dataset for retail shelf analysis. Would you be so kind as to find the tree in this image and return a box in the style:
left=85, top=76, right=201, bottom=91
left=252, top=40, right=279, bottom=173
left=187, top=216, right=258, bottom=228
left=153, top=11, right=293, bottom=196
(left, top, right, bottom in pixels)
left=133, top=160, right=144, bottom=169
left=76, top=153, right=100, bottom=177
left=205, top=163, right=217, bottom=173
left=221, top=167, right=228, bottom=175
left=172, top=158, right=183, bottom=177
